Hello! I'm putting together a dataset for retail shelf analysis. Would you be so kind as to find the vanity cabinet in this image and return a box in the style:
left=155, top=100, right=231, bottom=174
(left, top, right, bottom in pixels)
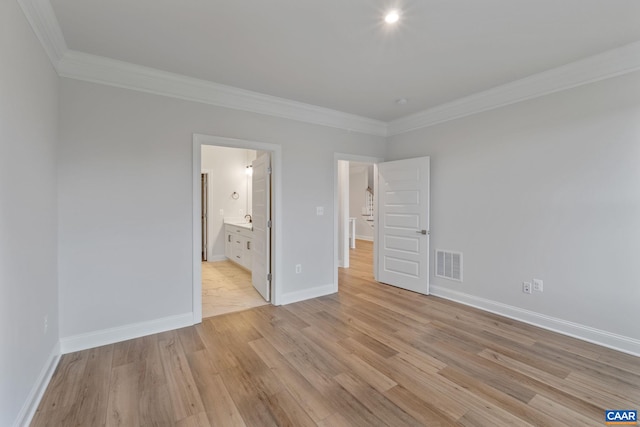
left=224, top=224, right=253, bottom=271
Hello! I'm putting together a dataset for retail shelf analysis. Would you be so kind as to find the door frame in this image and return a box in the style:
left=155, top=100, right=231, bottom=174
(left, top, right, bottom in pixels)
left=192, top=134, right=282, bottom=324
left=333, top=153, right=384, bottom=290
left=200, top=169, right=213, bottom=261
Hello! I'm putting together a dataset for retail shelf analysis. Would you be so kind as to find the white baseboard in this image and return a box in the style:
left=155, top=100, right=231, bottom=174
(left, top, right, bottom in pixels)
left=355, top=235, right=373, bottom=242
left=279, top=283, right=337, bottom=305
left=430, top=285, right=640, bottom=357
left=60, top=313, right=193, bottom=354
left=14, top=341, right=61, bottom=427
left=206, top=254, right=227, bottom=262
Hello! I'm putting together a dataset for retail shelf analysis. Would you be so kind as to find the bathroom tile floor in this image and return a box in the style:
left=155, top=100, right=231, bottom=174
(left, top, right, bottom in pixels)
left=202, top=260, right=269, bottom=318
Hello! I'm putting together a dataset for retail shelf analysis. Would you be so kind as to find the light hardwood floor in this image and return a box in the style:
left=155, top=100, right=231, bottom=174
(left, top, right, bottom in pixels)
left=202, top=260, right=269, bottom=318
left=32, top=240, right=639, bottom=426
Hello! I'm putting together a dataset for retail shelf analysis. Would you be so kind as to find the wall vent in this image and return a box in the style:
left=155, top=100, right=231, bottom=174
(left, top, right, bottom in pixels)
left=435, top=249, right=463, bottom=282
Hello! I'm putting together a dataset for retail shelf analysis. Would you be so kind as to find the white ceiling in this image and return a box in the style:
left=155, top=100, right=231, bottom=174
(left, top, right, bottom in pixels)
left=49, top=0, right=640, bottom=122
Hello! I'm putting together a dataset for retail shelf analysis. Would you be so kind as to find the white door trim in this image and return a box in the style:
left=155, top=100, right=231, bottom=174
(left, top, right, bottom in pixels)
left=337, top=160, right=349, bottom=269
left=333, top=153, right=384, bottom=291
left=192, top=134, right=282, bottom=324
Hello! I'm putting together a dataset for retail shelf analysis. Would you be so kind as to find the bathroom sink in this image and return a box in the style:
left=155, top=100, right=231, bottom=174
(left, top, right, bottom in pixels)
left=225, top=221, right=252, bottom=230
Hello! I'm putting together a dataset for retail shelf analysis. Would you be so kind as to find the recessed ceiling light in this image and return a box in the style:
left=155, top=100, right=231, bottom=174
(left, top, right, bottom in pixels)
left=384, top=10, right=400, bottom=24
left=396, top=98, right=408, bottom=105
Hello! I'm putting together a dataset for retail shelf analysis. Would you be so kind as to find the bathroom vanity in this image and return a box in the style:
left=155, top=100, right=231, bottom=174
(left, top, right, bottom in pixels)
left=224, top=222, right=253, bottom=271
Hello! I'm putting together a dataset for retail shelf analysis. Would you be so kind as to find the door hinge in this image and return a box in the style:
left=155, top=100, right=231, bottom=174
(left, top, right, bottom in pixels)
left=267, top=220, right=272, bottom=228
left=267, top=166, right=272, bottom=174
left=267, top=273, right=272, bottom=281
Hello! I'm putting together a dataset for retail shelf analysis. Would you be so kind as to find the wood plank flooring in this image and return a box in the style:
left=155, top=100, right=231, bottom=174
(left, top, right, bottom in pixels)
left=32, top=240, right=639, bottom=426
left=202, top=260, right=269, bottom=318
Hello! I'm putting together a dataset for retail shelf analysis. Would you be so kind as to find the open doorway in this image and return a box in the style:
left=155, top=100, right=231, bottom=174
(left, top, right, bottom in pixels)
left=200, top=145, right=268, bottom=318
left=341, top=160, right=377, bottom=287
left=349, top=162, right=376, bottom=245
left=193, top=134, right=282, bottom=324
left=334, top=154, right=382, bottom=289
left=334, top=154, right=431, bottom=295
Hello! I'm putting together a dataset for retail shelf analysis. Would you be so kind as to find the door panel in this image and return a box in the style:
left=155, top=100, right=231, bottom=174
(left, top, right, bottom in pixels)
left=385, top=213, right=420, bottom=229
left=385, top=190, right=420, bottom=205
left=251, top=152, right=271, bottom=301
left=377, top=157, right=430, bottom=294
left=384, top=256, right=420, bottom=276
left=384, top=235, right=420, bottom=253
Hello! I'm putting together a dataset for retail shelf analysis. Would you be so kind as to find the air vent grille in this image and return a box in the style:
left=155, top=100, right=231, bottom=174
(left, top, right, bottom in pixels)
left=435, top=249, right=463, bottom=282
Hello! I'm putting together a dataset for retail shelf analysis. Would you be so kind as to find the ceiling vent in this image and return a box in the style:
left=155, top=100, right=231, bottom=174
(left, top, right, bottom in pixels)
left=435, top=249, right=463, bottom=282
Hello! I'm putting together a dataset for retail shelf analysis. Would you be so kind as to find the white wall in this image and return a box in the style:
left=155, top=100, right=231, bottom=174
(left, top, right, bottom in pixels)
left=201, top=146, right=256, bottom=260
left=387, top=71, right=640, bottom=344
left=349, top=163, right=374, bottom=240
left=0, top=1, right=59, bottom=425
left=58, top=78, right=386, bottom=339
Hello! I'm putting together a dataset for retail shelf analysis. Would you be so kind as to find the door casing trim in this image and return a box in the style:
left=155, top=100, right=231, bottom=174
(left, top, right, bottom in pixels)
left=192, top=134, right=282, bottom=324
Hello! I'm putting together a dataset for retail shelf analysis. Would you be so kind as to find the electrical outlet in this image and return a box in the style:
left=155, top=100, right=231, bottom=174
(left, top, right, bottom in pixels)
left=533, top=279, right=543, bottom=292
left=522, top=282, right=532, bottom=294
left=44, top=315, right=48, bottom=335
left=219, top=209, right=224, bottom=216
left=316, top=207, right=324, bottom=216
left=295, top=264, right=302, bottom=274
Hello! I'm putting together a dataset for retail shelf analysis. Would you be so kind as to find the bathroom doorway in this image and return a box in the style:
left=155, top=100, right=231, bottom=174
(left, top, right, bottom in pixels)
left=200, top=145, right=267, bottom=318
left=192, top=134, right=282, bottom=324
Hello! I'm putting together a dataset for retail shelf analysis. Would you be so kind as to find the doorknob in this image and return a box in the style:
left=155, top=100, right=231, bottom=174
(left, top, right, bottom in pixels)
left=416, top=229, right=429, bottom=235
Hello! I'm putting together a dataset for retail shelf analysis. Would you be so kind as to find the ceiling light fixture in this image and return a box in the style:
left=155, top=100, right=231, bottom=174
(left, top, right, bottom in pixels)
left=396, top=98, right=408, bottom=105
left=384, top=10, right=400, bottom=24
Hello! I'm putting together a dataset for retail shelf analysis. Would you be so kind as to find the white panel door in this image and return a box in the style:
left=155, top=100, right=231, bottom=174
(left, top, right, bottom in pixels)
left=377, top=157, right=430, bottom=294
left=252, top=152, right=271, bottom=301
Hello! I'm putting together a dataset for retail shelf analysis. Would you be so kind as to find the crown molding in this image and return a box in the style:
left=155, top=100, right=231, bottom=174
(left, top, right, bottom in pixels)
left=56, top=50, right=388, bottom=136
left=388, top=40, right=640, bottom=136
left=17, top=0, right=640, bottom=138
left=16, top=0, right=386, bottom=136
left=17, top=0, right=67, bottom=67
